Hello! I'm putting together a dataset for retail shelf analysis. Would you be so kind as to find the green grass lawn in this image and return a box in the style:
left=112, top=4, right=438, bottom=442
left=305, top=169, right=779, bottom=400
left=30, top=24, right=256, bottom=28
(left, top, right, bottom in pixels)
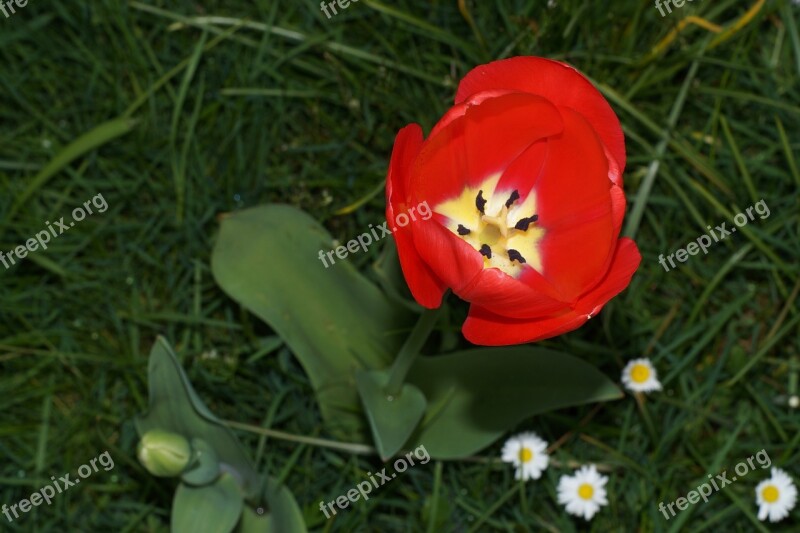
left=1, top=0, right=799, bottom=531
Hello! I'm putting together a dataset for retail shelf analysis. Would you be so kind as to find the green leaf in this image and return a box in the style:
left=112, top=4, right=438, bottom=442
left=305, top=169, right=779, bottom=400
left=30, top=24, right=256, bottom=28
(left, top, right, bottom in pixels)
left=239, top=477, right=307, bottom=533
left=355, top=369, right=427, bottom=460
left=182, top=438, right=221, bottom=486
left=406, top=347, right=622, bottom=459
left=135, top=337, right=261, bottom=498
left=172, top=474, right=243, bottom=533
left=372, top=237, right=421, bottom=312
left=211, top=204, right=412, bottom=438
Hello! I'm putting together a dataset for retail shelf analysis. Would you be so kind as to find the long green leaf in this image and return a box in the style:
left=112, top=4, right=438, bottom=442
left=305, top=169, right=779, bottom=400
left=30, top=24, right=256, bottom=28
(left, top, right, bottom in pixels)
left=406, top=347, right=622, bottom=458
left=211, top=204, right=412, bottom=439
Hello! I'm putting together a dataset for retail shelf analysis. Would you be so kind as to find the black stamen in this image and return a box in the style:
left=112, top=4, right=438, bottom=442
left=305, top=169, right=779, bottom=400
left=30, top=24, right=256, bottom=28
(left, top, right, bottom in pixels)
left=508, top=249, right=526, bottom=263
left=514, top=215, right=539, bottom=231
left=475, top=190, right=486, bottom=214
left=505, top=189, right=520, bottom=208
left=479, top=244, right=492, bottom=259
left=457, top=224, right=471, bottom=236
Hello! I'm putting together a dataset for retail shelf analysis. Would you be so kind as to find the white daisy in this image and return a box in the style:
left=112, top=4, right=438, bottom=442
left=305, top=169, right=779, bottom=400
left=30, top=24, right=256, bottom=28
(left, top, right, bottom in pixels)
left=755, top=467, right=797, bottom=522
left=557, top=464, right=609, bottom=520
left=621, top=358, right=662, bottom=393
left=500, top=432, right=549, bottom=481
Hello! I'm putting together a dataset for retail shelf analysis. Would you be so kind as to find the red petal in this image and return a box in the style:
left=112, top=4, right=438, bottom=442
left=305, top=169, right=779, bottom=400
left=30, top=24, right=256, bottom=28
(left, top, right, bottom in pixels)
left=428, top=89, right=515, bottom=139
left=462, top=238, right=642, bottom=346
left=462, top=304, right=586, bottom=346
left=410, top=216, right=484, bottom=295
left=461, top=238, right=640, bottom=345
left=409, top=92, right=563, bottom=208
left=455, top=56, right=626, bottom=176
left=492, top=138, right=547, bottom=202
left=456, top=267, right=567, bottom=319
left=386, top=124, right=422, bottom=206
left=603, top=142, right=623, bottom=189
left=534, top=108, right=614, bottom=301
left=386, top=125, right=447, bottom=308
left=392, top=228, right=448, bottom=308
left=609, top=183, right=626, bottom=237
left=574, top=237, right=641, bottom=316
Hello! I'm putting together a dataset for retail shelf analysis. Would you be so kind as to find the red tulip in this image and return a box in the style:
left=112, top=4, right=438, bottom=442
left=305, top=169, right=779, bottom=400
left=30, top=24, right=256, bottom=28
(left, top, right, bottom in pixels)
left=386, top=56, right=641, bottom=346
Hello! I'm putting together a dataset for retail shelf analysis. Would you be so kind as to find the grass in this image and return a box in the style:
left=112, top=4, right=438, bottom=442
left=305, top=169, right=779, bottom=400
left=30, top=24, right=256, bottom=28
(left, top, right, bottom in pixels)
left=1, top=0, right=799, bottom=531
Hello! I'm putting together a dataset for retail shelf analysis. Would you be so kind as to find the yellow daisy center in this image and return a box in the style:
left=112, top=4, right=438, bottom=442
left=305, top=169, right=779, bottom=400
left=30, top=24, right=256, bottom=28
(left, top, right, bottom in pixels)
left=434, top=174, right=545, bottom=278
left=518, top=447, right=533, bottom=463
left=630, top=363, right=651, bottom=383
left=578, top=483, right=594, bottom=500
left=762, top=485, right=779, bottom=503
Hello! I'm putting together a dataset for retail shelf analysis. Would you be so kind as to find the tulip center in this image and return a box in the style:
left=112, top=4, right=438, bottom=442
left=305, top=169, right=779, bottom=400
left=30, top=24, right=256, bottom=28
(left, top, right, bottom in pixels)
left=435, top=174, right=545, bottom=277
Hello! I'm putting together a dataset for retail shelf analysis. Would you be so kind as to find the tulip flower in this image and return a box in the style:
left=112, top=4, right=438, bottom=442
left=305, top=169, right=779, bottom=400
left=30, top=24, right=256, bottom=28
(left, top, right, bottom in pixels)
left=386, top=56, right=641, bottom=345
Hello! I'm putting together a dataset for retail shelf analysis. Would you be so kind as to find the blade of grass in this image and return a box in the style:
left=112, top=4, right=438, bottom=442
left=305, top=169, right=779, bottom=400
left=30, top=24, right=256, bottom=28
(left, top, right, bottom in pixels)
left=6, top=117, right=137, bottom=225
left=170, top=31, right=208, bottom=223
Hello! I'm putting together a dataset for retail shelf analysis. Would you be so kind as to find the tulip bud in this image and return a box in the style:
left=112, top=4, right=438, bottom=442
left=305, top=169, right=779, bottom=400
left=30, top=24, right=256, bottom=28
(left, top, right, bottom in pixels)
left=137, top=430, right=192, bottom=477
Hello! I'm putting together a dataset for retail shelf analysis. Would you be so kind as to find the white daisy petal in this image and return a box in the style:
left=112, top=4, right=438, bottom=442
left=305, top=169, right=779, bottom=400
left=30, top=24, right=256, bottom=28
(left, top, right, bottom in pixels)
left=755, top=467, right=797, bottom=523
left=621, top=358, right=662, bottom=393
left=557, top=464, right=609, bottom=521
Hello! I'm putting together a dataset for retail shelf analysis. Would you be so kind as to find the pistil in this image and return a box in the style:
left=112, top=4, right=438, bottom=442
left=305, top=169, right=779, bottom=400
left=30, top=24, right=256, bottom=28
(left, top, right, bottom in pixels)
left=435, top=180, right=544, bottom=277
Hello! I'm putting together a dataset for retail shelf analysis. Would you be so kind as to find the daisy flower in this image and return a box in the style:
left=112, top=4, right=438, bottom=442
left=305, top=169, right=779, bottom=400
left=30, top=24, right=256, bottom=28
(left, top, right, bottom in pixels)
left=500, top=432, right=549, bottom=481
left=557, top=464, right=609, bottom=520
left=621, top=358, right=662, bottom=393
left=755, top=467, right=797, bottom=522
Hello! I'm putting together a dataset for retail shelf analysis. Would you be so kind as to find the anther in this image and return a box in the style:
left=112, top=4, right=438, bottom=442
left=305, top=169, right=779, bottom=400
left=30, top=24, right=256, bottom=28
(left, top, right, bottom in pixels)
left=457, top=224, right=471, bottom=235
left=475, top=190, right=486, bottom=214
left=514, top=215, right=539, bottom=231
left=508, top=249, right=526, bottom=263
left=479, top=244, right=492, bottom=259
left=505, top=190, right=520, bottom=208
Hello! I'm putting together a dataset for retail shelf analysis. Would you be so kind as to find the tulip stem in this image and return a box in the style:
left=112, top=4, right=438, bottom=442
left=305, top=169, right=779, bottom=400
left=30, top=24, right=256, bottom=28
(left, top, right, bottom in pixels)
left=385, top=306, right=442, bottom=397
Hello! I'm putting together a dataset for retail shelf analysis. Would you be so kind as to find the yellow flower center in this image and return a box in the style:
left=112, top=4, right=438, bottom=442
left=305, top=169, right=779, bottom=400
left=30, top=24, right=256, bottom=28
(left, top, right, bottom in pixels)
left=630, top=363, right=651, bottom=383
left=434, top=174, right=545, bottom=278
left=578, top=483, right=594, bottom=500
left=518, top=447, right=533, bottom=463
left=762, top=485, right=779, bottom=503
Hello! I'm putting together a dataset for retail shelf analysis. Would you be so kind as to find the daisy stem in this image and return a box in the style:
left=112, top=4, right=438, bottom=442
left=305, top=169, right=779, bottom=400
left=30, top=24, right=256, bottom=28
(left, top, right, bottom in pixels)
left=519, top=477, right=529, bottom=515
left=634, top=392, right=658, bottom=443
left=385, top=306, right=442, bottom=396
